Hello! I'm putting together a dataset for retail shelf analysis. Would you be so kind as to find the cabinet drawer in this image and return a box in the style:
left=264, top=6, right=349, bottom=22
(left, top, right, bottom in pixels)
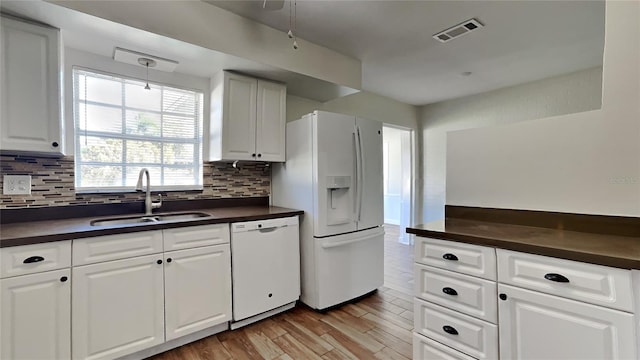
left=415, top=237, right=496, bottom=280
left=163, top=223, right=229, bottom=251
left=415, top=263, right=497, bottom=323
left=73, top=231, right=163, bottom=266
left=414, top=298, right=498, bottom=360
left=1, top=241, right=71, bottom=278
left=497, top=249, right=634, bottom=312
left=413, top=332, right=476, bottom=360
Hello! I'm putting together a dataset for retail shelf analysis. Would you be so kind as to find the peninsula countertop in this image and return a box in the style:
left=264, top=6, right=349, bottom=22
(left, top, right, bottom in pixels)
left=406, top=218, right=640, bottom=270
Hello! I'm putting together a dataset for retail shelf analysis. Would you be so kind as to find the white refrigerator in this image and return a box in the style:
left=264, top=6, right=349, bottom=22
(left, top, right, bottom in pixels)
left=272, top=110, right=384, bottom=310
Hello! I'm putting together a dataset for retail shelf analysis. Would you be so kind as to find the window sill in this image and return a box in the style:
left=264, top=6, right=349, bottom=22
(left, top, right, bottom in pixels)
left=76, top=185, right=204, bottom=194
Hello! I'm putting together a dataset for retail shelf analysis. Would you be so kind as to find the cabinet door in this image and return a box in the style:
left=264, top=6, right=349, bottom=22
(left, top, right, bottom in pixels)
left=0, top=269, right=70, bottom=360
left=498, top=284, right=637, bottom=360
left=222, top=72, right=257, bottom=160
left=0, top=16, right=63, bottom=154
left=255, top=80, right=286, bottom=162
left=164, top=244, right=232, bottom=341
left=72, top=255, right=164, bottom=360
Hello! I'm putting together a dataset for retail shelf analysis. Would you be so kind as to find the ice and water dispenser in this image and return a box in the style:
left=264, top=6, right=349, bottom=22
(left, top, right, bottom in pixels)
left=325, top=175, right=352, bottom=225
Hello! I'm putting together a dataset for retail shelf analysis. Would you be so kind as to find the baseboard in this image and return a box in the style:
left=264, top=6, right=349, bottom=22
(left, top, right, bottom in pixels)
left=116, top=322, right=229, bottom=360
left=230, top=302, right=296, bottom=330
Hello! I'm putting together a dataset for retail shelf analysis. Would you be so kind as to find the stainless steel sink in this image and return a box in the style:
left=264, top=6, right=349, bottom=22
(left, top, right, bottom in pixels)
left=90, top=212, right=211, bottom=227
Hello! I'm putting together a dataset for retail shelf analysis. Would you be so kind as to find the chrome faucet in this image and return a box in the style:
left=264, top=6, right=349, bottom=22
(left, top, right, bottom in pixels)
left=136, top=168, right=162, bottom=215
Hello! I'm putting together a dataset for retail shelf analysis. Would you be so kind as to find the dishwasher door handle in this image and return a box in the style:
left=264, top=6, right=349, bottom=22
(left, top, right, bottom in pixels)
left=257, top=226, right=278, bottom=233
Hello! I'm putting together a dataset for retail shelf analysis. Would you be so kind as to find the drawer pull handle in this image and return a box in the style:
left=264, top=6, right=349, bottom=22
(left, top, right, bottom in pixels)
left=442, top=287, right=458, bottom=296
left=544, top=273, right=570, bottom=283
left=443, top=325, right=459, bottom=335
left=23, top=256, right=45, bottom=264
left=442, top=253, right=458, bottom=261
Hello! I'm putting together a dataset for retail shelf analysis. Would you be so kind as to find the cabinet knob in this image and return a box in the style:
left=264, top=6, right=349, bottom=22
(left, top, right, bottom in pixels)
left=166, top=258, right=172, bottom=263
left=157, top=259, right=163, bottom=264
left=252, top=153, right=256, bottom=157
left=268, top=293, right=273, bottom=297
left=544, top=273, right=570, bottom=283
left=499, top=293, right=508, bottom=301
left=60, top=276, right=68, bottom=282
left=443, top=325, right=459, bottom=335
left=442, top=287, right=458, bottom=296
left=257, top=153, right=262, bottom=158
left=52, top=141, right=59, bottom=148
left=442, top=253, right=458, bottom=261
left=23, top=256, right=45, bottom=264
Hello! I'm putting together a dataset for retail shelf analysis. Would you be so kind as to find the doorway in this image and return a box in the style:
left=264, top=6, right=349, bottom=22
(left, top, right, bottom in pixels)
left=382, top=125, right=414, bottom=295
left=382, top=125, right=414, bottom=243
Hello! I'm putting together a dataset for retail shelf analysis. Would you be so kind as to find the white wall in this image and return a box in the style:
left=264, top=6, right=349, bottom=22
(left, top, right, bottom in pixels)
left=420, top=67, right=603, bottom=221
left=446, top=1, right=640, bottom=217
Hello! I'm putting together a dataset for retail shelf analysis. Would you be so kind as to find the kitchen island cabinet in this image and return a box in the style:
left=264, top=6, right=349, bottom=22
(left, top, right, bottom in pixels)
left=411, top=234, right=638, bottom=360
left=498, top=283, right=636, bottom=359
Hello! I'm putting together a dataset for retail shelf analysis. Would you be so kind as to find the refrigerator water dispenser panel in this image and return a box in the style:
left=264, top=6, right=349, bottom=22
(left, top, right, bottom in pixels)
left=326, top=176, right=352, bottom=225
left=326, top=176, right=351, bottom=189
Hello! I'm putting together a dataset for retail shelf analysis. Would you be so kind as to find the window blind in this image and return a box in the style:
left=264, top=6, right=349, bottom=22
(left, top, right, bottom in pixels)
left=73, top=68, right=204, bottom=192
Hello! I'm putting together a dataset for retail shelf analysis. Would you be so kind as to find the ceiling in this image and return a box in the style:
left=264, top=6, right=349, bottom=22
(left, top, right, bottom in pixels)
left=0, top=0, right=359, bottom=102
left=1, top=1, right=605, bottom=106
left=205, top=0, right=605, bottom=106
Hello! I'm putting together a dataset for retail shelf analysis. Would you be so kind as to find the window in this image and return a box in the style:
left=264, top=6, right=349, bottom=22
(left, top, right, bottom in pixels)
left=73, top=68, right=204, bottom=192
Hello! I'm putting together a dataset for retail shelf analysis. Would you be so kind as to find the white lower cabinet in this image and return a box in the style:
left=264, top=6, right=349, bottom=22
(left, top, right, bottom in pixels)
left=413, top=333, right=476, bottom=360
left=415, top=298, right=498, bottom=360
left=0, top=268, right=71, bottom=360
left=498, top=283, right=637, bottom=360
left=72, top=254, right=165, bottom=360
left=413, top=237, right=638, bottom=360
left=164, top=244, right=232, bottom=341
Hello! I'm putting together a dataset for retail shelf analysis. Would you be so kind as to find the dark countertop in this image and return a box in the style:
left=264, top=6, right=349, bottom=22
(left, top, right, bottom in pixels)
left=0, top=206, right=304, bottom=248
left=407, top=218, right=640, bottom=270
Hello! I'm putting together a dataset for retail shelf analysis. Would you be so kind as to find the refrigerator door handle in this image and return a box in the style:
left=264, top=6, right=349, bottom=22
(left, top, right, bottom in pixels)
left=355, top=125, right=364, bottom=222
left=353, top=131, right=359, bottom=218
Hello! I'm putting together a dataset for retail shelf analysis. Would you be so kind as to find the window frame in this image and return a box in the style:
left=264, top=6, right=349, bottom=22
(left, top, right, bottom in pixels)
left=72, top=66, right=204, bottom=193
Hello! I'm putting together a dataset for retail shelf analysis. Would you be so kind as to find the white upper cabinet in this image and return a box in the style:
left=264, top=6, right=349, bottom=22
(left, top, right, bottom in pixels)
left=208, top=71, right=286, bottom=162
left=0, top=16, right=64, bottom=155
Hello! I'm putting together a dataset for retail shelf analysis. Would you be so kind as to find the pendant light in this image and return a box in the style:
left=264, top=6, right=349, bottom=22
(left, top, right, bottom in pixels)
left=288, top=0, right=298, bottom=50
left=137, top=57, right=157, bottom=90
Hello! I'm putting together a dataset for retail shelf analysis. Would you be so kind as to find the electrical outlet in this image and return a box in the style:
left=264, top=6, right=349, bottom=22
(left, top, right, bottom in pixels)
left=3, top=175, right=32, bottom=195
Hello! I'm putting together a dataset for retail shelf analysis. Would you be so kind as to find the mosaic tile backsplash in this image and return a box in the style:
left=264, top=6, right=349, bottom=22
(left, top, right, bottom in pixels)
left=0, top=154, right=270, bottom=209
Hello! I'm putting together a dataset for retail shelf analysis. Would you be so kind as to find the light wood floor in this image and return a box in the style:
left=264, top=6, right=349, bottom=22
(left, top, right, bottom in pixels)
left=149, top=224, right=414, bottom=360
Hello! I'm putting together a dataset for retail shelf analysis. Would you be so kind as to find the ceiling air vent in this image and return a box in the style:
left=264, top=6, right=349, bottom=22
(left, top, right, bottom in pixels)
left=433, top=18, right=484, bottom=43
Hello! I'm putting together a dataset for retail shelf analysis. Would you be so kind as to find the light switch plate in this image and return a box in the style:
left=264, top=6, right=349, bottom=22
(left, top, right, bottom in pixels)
left=3, top=175, right=32, bottom=195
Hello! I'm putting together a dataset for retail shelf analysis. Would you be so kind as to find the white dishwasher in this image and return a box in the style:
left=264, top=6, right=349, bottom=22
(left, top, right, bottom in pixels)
left=230, top=216, right=300, bottom=328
